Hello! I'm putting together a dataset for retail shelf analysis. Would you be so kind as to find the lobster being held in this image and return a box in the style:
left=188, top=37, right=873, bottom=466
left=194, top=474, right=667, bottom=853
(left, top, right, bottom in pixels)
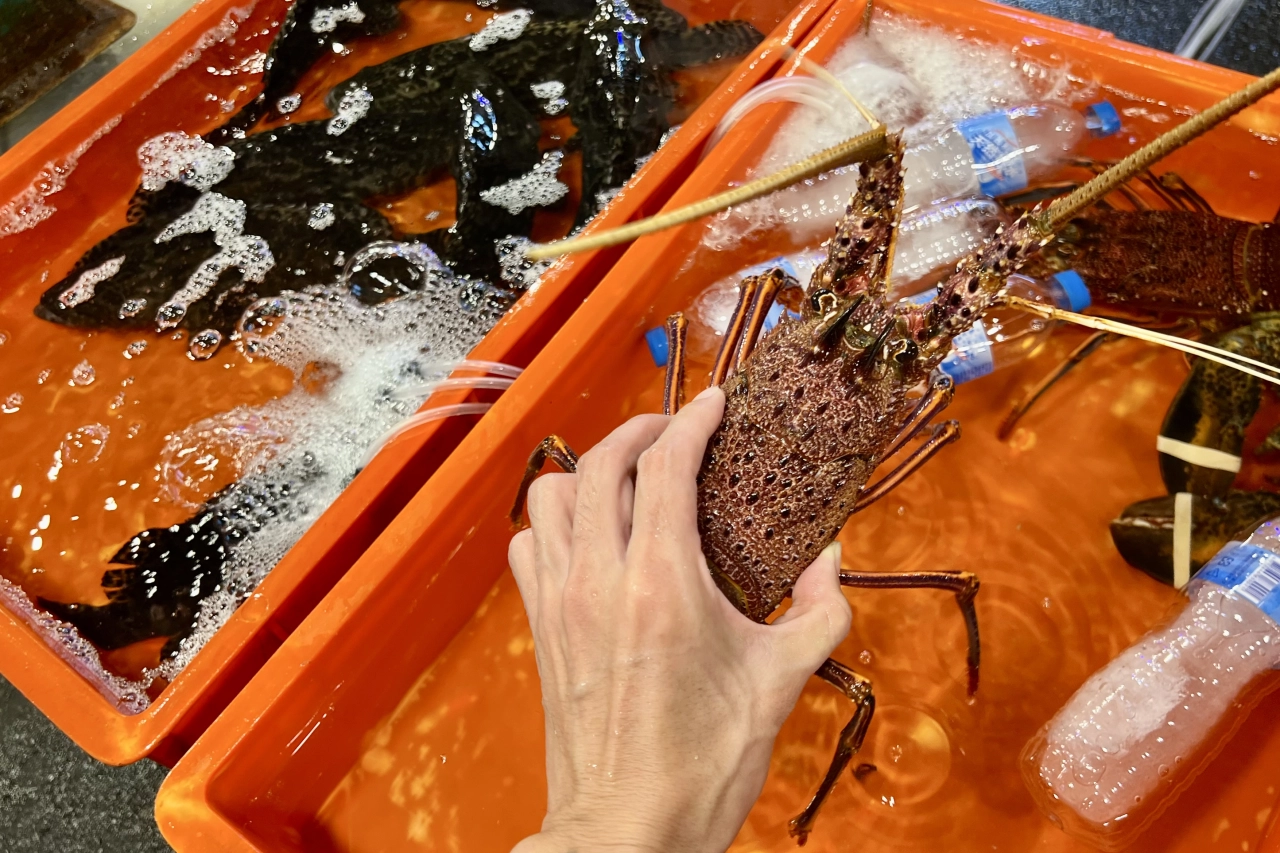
left=511, top=68, right=1280, bottom=843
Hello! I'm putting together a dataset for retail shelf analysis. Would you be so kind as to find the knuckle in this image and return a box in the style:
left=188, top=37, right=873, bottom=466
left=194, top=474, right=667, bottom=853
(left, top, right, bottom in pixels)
left=508, top=529, right=534, bottom=569
left=526, top=473, right=572, bottom=516
left=636, top=443, right=675, bottom=478
left=824, top=595, right=853, bottom=646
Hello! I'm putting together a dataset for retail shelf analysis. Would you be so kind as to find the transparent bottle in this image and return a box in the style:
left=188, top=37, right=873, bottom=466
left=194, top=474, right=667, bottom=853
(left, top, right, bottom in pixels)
left=904, top=101, right=1122, bottom=206
left=904, top=270, right=1091, bottom=385
left=1022, top=519, right=1280, bottom=850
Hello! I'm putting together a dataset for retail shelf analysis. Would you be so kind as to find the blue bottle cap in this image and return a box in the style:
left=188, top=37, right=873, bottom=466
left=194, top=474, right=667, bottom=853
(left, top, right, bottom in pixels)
left=1085, top=101, right=1121, bottom=138
left=1050, top=269, right=1091, bottom=312
left=645, top=325, right=669, bottom=367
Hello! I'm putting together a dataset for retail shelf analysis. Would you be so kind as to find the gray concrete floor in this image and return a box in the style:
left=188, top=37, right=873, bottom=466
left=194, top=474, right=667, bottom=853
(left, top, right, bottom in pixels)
left=0, top=0, right=1277, bottom=850
left=0, top=676, right=171, bottom=852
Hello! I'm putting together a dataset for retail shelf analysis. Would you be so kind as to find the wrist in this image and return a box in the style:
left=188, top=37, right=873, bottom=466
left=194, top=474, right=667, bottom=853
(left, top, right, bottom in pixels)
left=512, top=831, right=667, bottom=853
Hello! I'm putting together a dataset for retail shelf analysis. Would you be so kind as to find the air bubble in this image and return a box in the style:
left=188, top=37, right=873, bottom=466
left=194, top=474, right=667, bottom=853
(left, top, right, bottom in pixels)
left=70, top=360, right=96, bottom=386
left=188, top=329, right=224, bottom=360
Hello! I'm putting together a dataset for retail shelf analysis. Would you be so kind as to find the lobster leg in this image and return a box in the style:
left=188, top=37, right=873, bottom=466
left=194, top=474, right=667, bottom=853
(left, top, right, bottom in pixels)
left=854, top=420, right=960, bottom=511
left=734, top=269, right=784, bottom=368
left=881, top=373, right=953, bottom=460
left=1157, top=172, right=1216, bottom=214
left=509, top=436, right=580, bottom=527
left=663, top=313, right=688, bottom=416
left=788, top=658, right=875, bottom=846
left=839, top=569, right=980, bottom=695
left=711, top=275, right=759, bottom=386
left=996, top=330, right=1112, bottom=440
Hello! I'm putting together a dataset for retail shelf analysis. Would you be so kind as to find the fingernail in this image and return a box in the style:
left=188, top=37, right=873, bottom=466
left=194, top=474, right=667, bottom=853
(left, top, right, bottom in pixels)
left=821, top=541, right=842, bottom=569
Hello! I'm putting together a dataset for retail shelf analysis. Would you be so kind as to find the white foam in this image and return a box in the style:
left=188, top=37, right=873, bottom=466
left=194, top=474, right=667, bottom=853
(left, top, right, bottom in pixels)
left=310, top=1, right=365, bottom=33
left=0, top=576, right=149, bottom=714
left=530, top=80, right=567, bottom=115
left=58, top=257, right=125, bottom=309
left=151, top=4, right=255, bottom=91
left=495, top=235, right=553, bottom=291
left=276, top=93, right=302, bottom=114
left=327, top=85, right=373, bottom=136
left=480, top=150, right=568, bottom=214
left=156, top=191, right=246, bottom=245
left=469, top=9, right=532, bottom=51
left=704, top=12, right=1086, bottom=250
left=0, top=116, right=121, bottom=237
left=144, top=272, right=503, bottom=684
left=309, top=203, right=336, bottom=230
left=153, top=192, right=275, bottom=329
left=138, top=131, right=236, bottom=193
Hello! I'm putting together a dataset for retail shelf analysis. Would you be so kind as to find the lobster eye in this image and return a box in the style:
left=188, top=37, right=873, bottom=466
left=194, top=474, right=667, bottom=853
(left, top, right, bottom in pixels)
left=810, top=289, right=838, bottom=315
left=893, top=340, right=919, bottom=364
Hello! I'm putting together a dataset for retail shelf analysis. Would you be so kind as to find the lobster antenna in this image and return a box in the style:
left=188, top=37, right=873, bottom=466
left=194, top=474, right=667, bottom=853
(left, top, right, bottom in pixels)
left=1042, top=64, right=1280, bottom=230
left=524, top=125, right=888, bottom=261
left=1006, top=296, right=1280, bottom=386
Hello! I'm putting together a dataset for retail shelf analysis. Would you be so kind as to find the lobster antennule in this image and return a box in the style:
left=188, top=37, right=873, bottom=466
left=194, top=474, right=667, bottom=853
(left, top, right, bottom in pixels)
left=808, top=134, right=905, bottom=305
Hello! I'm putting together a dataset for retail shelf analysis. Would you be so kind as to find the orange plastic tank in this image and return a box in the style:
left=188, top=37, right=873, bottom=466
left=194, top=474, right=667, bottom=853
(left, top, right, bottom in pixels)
left=0, top=0, right=826, bottom=764
left=154, top=0, right=1280, bottom=850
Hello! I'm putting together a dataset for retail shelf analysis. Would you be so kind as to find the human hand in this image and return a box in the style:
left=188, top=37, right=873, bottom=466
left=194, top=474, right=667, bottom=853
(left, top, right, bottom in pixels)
left=508, top=386, right=852, bottom=853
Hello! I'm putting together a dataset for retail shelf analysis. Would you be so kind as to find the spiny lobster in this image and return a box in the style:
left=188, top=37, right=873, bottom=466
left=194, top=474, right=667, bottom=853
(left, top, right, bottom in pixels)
left=998, top=161, right=1280, bottom=438
left=512, top=68, right=1280, bottom=843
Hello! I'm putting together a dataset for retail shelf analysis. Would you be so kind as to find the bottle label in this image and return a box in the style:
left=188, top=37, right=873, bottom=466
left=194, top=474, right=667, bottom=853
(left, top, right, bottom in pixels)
left=1196, top=541, right=1280, bottom=623
left=938, top=321, right=994, bottom=385
left=955, top=112, right=1029, bottom=197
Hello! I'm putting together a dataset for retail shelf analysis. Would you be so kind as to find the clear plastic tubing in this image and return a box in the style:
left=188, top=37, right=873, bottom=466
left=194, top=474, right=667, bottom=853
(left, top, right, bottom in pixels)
left=392, top=375, right=516, bottom=401
left=703, top=77, right=840, bottom=155
left=1022, top=519, right=1280, bottom=850
left=773, top=101, right=1121, bottom=243
left=359, top=403, right=494, bottom=468
left=904, top=270, right=1091, bottom=385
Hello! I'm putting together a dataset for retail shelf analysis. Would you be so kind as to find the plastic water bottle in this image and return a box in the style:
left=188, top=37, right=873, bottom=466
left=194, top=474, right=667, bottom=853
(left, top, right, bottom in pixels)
left=904, top=270, right=1091, bottom=385
left=746, top=101, right=1120, bottom=247
left=904, top=101, right=1122, bottom=206
left=1022, top=520, right=1280, bottom=850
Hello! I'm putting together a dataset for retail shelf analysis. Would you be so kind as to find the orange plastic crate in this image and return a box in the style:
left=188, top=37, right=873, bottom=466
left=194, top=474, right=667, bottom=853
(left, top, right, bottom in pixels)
left=154, top=0, right=1280, bottom=850
left=0, top=0, right=830, bottom=764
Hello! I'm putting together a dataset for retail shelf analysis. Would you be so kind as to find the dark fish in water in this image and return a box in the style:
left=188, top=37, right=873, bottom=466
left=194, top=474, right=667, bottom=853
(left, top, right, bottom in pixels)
left=36, top=0, right=762, bottom=341
left=38, top=508, right=229, bottom=660
left=37, top=478, right=311, bottom=661
left=207, top=0, right=404, bottom=143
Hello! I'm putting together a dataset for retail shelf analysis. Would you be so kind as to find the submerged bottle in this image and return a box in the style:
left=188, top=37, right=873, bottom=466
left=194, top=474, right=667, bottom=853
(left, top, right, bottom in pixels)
left=1022, top=520, right=1280, bottom=850
left=906, top=270, right=1090, bottom=385
left=904, top=101, right=1122, bottom=206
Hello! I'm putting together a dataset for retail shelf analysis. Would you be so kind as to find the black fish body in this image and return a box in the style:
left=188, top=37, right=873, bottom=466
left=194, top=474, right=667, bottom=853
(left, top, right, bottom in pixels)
left=37, top=0, right=762, bottom=337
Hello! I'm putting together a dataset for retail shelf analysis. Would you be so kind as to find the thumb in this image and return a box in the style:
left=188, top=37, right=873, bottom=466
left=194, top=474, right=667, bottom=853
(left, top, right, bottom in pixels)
left=771, top=542, right=851, bottom=668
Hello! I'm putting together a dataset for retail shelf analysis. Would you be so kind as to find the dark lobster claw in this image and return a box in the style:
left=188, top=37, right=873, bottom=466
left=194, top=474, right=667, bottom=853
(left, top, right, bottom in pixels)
left=1110, top=490, right=1280, bottom=585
